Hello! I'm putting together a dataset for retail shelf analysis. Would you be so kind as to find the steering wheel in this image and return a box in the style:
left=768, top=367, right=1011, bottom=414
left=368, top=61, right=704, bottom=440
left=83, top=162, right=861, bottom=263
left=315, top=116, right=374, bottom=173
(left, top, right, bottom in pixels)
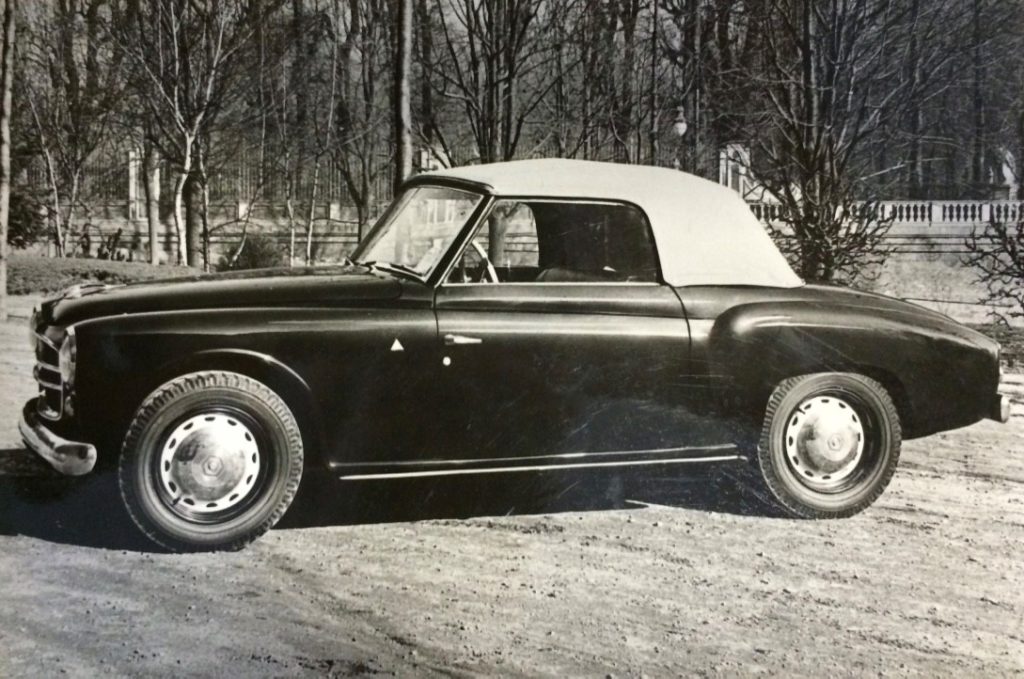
left=469, top=240, right=499, bottom=283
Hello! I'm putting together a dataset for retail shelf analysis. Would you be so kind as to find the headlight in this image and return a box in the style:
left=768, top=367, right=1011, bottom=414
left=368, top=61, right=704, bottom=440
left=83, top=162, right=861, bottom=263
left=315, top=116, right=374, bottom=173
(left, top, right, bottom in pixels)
left=59, top=326, right=77, bottom=387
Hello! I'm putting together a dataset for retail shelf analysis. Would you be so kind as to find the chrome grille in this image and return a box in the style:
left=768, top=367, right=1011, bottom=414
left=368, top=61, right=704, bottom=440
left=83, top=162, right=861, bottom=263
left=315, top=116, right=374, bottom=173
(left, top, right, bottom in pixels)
left=33, top=330, right=63, bottom=420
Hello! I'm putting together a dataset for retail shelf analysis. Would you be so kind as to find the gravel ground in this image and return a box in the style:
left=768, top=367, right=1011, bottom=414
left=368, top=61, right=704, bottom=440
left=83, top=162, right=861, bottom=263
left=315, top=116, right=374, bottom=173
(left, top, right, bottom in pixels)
left=0, top=296, right=1021, bottom=678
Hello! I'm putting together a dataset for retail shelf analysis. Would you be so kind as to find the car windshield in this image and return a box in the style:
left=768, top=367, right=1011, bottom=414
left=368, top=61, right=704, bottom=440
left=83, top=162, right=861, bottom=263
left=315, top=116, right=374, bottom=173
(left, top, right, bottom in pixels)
left=353, top=185, right=484, bottom=278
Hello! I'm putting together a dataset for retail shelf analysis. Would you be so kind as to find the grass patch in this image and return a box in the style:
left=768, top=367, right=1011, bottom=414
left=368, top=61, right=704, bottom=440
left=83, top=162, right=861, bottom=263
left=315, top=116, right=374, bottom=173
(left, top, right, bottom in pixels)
left=6, top=254, right=201, bottom=296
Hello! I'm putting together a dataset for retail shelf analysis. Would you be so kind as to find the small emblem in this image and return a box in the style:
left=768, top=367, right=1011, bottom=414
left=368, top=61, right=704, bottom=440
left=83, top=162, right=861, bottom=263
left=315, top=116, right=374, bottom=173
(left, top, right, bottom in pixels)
left=390, top=338, right=404, bottom=352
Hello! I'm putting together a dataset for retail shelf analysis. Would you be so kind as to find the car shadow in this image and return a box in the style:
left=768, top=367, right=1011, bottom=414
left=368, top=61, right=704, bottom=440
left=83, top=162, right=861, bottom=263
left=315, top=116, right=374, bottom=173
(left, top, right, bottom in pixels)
left=276, top=462, right=784, bottom=531
left=0, top=467, right=157, bottom=551
left=0, top=444, right=781, bottom=552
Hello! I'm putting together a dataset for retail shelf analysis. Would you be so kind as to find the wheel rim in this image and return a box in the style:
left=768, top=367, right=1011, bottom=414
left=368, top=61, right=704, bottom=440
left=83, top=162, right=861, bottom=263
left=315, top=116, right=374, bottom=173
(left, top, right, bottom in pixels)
left=156, top=411, right=263, bottom=520
left=784, top=394, right=867, bottom=492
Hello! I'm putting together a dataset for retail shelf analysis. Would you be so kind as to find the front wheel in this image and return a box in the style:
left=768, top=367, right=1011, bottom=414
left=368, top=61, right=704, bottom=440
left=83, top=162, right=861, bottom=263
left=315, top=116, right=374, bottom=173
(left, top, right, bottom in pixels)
left=757, top=373, right=901, bottom=518
left=119, top=371, right=303, bottom=551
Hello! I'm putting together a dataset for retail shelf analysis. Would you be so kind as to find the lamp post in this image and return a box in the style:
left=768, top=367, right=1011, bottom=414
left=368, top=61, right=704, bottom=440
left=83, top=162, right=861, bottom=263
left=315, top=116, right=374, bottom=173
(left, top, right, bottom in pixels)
left=672, top=107, right=688, bottom=170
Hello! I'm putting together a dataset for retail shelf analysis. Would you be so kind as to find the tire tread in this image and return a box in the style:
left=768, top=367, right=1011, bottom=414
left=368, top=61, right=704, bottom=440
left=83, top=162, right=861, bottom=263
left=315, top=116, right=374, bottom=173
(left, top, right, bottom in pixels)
left=118, top=370, right=303, bottom=552
left=756, top=372, right=901, bottom=519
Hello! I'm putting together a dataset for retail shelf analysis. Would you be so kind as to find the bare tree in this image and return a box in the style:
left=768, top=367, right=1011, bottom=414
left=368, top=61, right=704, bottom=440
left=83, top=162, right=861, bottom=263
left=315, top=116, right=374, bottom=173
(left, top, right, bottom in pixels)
left=965, top=219, right=1024, bottom=322
left=430, top=0, right=558, bottom=163
left=746, top=0, right=959, bottom=283
left=0, top=0, right=15, bottom=321
left=20, top=0, right=127, bottom=257
left=333, top=0, right=393, bottom=239
left=118, top=0, right=271, bottom=267
left=394, top=0, right=412, bottom=190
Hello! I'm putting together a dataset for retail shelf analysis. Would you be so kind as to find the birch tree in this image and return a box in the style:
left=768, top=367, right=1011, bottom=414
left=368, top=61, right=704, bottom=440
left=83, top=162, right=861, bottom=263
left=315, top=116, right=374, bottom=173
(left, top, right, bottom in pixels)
left=0, top=0, right=15, bottom=321
left=20, top=0, right=127, bottom=257
left=118, top=0, right=272, bottom=266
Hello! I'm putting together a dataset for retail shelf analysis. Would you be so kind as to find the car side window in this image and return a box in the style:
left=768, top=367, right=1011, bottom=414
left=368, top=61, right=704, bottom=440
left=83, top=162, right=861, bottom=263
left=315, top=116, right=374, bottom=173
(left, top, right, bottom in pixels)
left=447, top=199, right=659, bottom=285
left=447, top=201, right=541, bottom=283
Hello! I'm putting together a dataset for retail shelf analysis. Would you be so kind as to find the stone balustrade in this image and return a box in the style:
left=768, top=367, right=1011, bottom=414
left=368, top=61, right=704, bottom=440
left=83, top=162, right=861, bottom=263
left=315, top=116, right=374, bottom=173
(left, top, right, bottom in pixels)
left=749, top=200, right=1024, bottom=230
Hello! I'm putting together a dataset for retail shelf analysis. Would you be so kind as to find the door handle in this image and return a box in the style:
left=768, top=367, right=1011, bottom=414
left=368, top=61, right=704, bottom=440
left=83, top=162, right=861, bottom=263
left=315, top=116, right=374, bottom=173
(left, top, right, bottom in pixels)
left=444, top=333, right=483, bottom=346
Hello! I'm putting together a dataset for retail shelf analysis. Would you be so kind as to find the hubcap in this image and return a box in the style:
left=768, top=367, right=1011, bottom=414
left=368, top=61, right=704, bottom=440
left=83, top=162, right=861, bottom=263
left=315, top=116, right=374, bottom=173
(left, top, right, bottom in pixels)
left=158, top=413, right=261, bottom=515
left=784, top=395, right=865, bottom=491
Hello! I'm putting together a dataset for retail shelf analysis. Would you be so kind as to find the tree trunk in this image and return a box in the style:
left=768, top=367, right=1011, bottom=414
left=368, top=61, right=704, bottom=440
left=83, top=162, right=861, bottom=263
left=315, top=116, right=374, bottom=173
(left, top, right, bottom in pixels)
left=0, top=0, right=14, bottom=322
left=906, top=0, right=923, bottom=199
left=970, top=0, right=985, bottom=194
left=304, top=157, right=321, bottom=265
left=394, top=0, right=413, bottom=192
left=63, top=174, right=80, bottom=256
left=1017, top=109, right=1024, bottom=200
left=143, top=142, right=161, bottom=264
left=286, top=191, right=296, bottom=266
left=172, top=137, right=194, bottom=265
left=184, top=172, right=201, bottom=267
left=416, top=0, right=434, bottom=147
left=42, top=150, right=65, bottom=257
left=197, top=148, right=211, bottom=272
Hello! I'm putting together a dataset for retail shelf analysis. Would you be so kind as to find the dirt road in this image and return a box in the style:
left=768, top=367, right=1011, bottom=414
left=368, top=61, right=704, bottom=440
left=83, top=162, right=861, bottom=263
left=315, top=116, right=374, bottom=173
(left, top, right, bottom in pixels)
left=0, top=300, right=1021, bottom=677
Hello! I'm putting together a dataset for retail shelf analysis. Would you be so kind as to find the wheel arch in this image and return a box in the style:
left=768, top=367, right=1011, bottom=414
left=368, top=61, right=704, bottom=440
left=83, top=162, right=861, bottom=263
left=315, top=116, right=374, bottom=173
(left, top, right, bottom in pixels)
left=757, top=365, right=912, bottom=437
left=847, top=365, right=914, bottom=437
left=147, top=349, right=328, bottom=472
left=708, top=307, right=918, bottom=433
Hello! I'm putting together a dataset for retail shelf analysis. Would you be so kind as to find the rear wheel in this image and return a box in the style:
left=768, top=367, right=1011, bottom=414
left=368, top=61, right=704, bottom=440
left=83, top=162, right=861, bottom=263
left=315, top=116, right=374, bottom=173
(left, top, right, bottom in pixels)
left=119, top=371, right=303, bottom=551
left=757, top=373, right=900, bottom=518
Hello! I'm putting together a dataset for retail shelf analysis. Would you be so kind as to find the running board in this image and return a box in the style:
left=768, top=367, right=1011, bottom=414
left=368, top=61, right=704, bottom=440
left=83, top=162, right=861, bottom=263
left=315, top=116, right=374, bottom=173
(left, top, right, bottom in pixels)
left=336, top=451, right=744, bottom=481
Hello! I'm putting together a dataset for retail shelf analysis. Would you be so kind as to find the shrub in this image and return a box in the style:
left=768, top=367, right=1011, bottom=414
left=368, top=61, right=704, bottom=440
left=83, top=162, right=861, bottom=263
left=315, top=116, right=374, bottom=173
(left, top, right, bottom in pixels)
left=964, top=220, right=1024, bottom=323
left=218, top=233, right=285, bottom=271
left=6, top=187, right=48, bottom=249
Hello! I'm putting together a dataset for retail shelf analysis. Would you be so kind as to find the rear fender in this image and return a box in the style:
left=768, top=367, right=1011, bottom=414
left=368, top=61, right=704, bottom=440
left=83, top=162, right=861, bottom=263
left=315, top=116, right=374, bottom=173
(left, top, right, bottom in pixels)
left=708, top=302, right=991, bottom=437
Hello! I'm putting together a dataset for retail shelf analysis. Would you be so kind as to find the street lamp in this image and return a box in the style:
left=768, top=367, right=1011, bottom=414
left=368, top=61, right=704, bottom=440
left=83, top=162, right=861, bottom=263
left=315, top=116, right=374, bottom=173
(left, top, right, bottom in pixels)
left=671, top=107, right=688, bottom=170
left=672, top=107, right=689, bottom=139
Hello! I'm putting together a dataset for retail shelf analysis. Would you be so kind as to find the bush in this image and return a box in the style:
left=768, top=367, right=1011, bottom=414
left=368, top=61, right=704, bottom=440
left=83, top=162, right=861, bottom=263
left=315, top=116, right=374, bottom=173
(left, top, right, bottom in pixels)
left=6, top=187, right=48, bottom=249
left=7, top=254, right=201, bottom=295
left=218, top=233, right=285, bottom=271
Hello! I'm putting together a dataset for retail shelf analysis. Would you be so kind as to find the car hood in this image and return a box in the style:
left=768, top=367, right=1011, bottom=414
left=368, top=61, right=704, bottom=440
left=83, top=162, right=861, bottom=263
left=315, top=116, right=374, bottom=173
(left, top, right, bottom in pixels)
left=40, top=264, right=404, bottom=327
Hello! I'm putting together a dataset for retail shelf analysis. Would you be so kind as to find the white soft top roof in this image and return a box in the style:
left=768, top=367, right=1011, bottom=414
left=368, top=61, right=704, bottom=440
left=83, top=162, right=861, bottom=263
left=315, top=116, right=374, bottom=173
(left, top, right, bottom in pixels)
left=424, top=159, right=802, bottom=288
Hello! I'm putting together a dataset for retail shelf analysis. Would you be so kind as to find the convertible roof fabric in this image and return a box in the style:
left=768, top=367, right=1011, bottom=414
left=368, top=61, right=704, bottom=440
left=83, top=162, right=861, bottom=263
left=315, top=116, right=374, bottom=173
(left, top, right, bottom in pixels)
left=423, top=159, right=802, bottom=288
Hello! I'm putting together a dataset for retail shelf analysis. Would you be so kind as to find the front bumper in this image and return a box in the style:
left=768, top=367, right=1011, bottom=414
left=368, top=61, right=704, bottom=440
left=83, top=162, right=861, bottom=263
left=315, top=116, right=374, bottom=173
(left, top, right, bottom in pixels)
left=18, top=399, right=96, bottom=476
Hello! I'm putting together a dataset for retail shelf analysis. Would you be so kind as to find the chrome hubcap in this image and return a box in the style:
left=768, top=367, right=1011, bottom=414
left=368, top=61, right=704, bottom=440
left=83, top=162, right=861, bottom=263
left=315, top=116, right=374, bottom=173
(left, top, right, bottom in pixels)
left=784, top=395, right=865, bottom=491
left=158, top=413, right=261, bottom=514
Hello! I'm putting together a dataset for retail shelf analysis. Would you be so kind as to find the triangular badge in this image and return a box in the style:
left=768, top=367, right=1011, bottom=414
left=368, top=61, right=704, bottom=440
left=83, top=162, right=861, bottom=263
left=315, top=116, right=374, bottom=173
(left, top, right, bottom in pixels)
left=390, top=338, right=404, bottom=352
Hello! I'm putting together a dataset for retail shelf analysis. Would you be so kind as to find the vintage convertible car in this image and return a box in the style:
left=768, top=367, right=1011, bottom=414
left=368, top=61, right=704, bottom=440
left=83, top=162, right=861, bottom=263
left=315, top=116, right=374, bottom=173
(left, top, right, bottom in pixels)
left=19, top=159, right=1009, bottom=551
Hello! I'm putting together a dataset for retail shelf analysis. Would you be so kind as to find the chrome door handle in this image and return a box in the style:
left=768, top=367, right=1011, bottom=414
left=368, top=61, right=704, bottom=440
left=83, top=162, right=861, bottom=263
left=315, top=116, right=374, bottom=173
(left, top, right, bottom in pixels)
left=444, top=333, right=483, bottom=346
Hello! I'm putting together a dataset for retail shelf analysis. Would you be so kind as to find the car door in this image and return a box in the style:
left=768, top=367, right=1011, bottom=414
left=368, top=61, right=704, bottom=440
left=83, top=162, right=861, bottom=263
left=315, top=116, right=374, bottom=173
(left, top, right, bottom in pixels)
left=433, top=198, right=698, bottom=463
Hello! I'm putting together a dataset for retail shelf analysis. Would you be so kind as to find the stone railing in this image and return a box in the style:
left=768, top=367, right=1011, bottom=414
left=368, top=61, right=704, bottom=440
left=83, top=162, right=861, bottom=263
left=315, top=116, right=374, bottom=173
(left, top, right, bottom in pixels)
left=749, top=200, right=1024, bottom=230
left=748, top=200, right=1024, bottom=256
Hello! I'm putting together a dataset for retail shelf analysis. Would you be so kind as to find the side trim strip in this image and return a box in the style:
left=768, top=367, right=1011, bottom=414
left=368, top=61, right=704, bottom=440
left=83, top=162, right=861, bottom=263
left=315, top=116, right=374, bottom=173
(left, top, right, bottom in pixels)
left=331, top=443, right=737, bottom=470
left=337, top=454, right=745, bottom=481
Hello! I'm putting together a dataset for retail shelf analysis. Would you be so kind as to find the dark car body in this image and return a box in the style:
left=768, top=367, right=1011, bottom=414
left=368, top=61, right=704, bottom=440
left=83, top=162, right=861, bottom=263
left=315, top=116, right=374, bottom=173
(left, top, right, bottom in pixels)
left=19, top=160, right=1008, bottom=549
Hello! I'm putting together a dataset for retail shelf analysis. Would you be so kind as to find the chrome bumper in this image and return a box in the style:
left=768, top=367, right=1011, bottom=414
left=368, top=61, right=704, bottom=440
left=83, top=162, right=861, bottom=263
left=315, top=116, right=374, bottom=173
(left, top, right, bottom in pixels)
left=990, top=394, right=1011, bottom=424
left=18, top=399, right=96, bottom=476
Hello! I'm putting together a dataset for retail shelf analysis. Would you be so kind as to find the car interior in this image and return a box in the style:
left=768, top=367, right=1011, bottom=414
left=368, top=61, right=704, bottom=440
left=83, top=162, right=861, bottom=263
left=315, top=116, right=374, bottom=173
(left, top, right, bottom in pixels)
left=447, top=200, right=660, bottom=284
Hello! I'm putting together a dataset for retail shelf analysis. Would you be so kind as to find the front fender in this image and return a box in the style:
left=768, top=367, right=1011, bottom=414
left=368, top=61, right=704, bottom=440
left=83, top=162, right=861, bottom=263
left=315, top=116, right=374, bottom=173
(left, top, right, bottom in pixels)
left=73, top=319, right=330, bottom=470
